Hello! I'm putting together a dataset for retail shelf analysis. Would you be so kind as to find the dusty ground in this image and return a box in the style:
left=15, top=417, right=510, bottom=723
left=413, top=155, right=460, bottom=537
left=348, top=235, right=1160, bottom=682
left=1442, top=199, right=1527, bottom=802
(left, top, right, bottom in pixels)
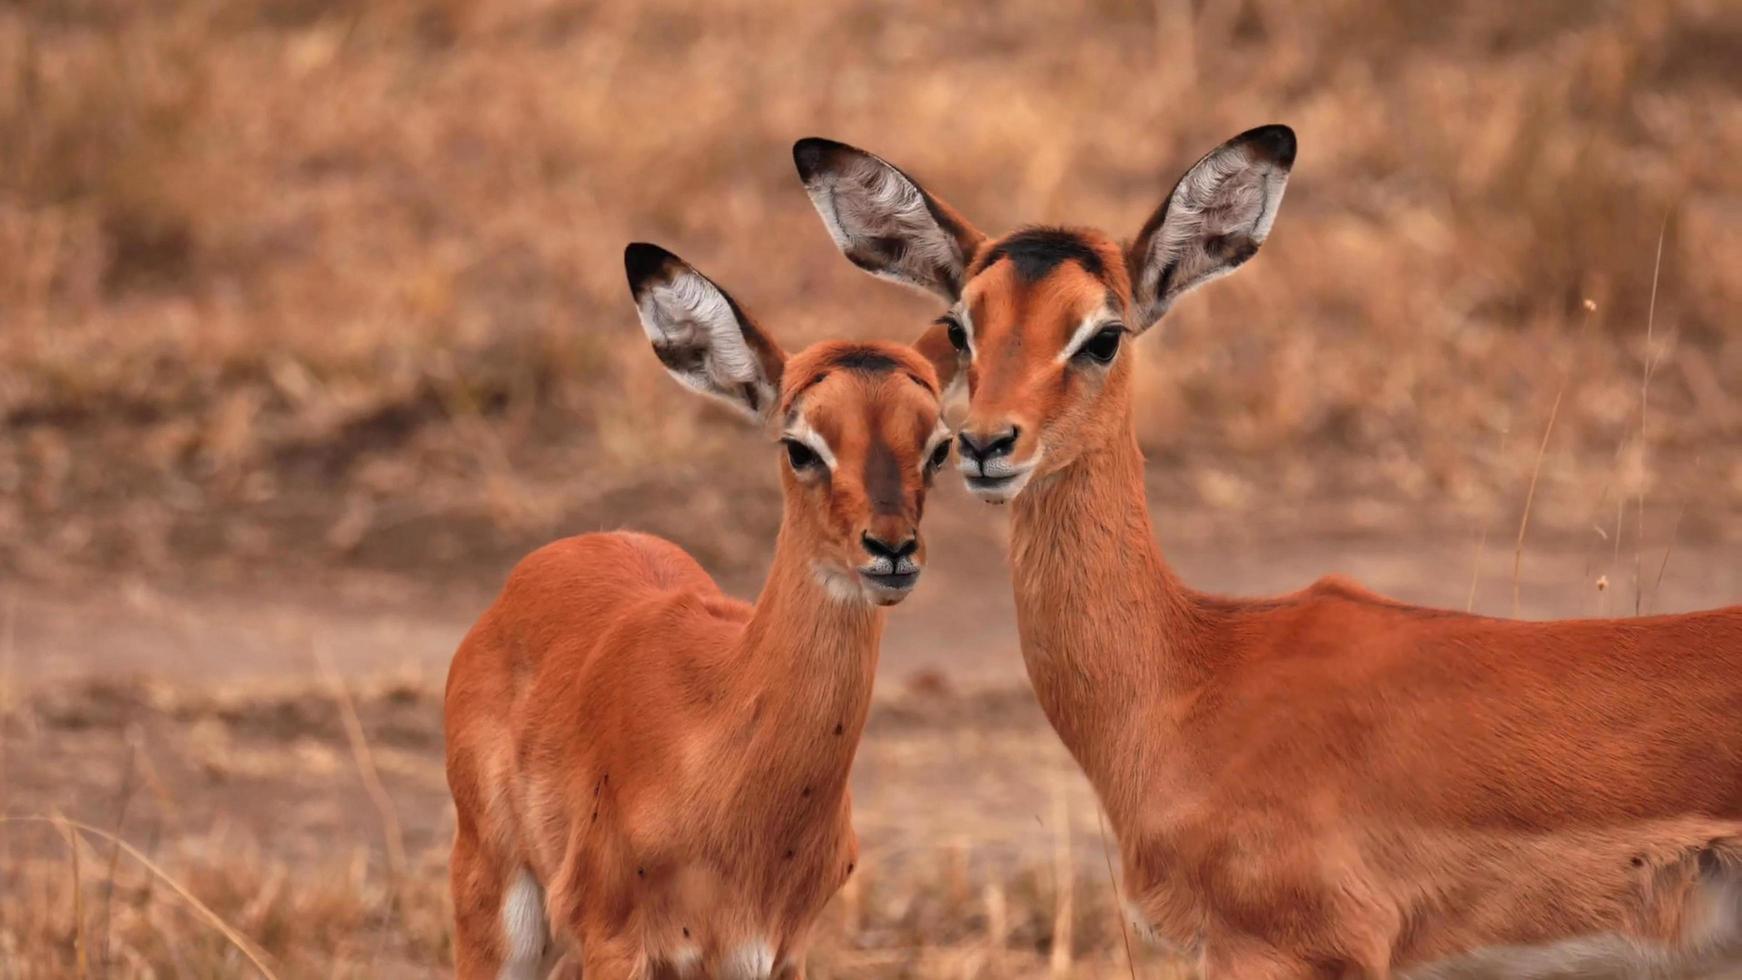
left=6, top=496, right=1740, bottom=976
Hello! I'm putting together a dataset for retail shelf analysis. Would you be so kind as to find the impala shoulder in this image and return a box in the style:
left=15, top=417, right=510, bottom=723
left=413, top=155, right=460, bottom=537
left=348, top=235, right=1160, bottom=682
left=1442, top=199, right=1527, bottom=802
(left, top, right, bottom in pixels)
left=1300, top=575, right=1483, bottom=622
left=1303, top=574, right=1392, bottom=605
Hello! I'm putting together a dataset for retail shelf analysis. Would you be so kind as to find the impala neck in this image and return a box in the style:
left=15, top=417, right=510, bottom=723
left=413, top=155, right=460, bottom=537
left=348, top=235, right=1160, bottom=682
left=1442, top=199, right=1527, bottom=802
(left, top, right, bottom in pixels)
left=1009, top=410, right=1208, bottom=821
left=735, top=511, right=884, bottom=800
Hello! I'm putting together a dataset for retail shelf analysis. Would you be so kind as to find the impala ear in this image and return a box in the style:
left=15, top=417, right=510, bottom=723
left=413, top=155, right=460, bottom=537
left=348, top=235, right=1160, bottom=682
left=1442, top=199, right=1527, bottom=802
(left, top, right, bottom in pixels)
left=624, top=243, right=787, bottom=424
left=793, top=137, right=987, bottom=301
left=911, top=319, right=965, bottom=405
left=1127, top=125, right=1296, bottom=333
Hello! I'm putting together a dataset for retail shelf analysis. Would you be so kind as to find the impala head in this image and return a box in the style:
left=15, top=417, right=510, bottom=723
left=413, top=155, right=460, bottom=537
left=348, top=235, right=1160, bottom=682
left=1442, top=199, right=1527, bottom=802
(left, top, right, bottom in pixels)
left=625, top=243, right=951, bottom=605
left=794, top=125, right=1295, bottom=503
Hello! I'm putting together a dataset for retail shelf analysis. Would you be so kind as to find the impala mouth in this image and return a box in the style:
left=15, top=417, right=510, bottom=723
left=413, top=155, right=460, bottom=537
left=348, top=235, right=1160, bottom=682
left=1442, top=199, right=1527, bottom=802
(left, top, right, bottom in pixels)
left=858, top=566, right=920, bottom=604
left=962, top=467, right=1034, bottom=504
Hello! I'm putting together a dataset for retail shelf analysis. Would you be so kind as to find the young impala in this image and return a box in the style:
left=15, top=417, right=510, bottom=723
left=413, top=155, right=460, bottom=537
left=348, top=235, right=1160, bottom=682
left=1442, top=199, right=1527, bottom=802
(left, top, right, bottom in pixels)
left=443, top=243, right=953, bottom=979
left=794, top=128, right=1742, bottom=978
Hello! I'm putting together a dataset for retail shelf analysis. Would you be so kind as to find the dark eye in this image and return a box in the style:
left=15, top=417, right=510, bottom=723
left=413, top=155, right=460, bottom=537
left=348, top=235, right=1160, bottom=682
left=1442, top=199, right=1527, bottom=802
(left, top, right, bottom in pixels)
left=784, top=439, right=820, bottom=470
left=943, top=317, right=968, bottom=353
left=927, top=440, right=951, bottom=471
left=1074, top=326, right=1123, bottom=364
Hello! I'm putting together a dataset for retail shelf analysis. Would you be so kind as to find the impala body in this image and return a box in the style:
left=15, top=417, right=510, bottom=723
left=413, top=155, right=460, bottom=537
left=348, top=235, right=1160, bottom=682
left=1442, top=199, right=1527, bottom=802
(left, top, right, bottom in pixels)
left=794, top=128, right=1742, bottom=978
left=443, top=244, right=952, bottom=979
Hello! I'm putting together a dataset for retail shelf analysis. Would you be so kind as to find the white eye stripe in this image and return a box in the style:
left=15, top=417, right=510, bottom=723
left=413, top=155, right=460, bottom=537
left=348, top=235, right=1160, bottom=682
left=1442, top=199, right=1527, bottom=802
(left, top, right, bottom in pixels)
left=919, top=421, right=953, bottom=474
left=782, top=416, right=838, bottom=470
left=1058, top=309, right=1123, bottom=363
left=950, top=304, right=976, bottom=357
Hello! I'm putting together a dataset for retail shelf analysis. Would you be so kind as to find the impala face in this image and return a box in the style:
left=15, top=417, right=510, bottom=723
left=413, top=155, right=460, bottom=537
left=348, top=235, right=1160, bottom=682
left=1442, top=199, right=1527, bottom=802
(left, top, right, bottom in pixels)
left=940, top=229, right=1135, bottom=502
left=625, top=243, right=949, bottom=605
left=795, top=126, right=1296, bottom=503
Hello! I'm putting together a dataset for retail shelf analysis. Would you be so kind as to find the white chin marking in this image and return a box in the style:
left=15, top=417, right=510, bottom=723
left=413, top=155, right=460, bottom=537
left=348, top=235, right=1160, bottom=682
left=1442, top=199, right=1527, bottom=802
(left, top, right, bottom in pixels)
left=498, top=868, right=548, bottom=980
left=964, top=468, right=1034, bottom=504
left=723, top=939, right=776, bottom=980
left=812, top=561, right=870, bottom=604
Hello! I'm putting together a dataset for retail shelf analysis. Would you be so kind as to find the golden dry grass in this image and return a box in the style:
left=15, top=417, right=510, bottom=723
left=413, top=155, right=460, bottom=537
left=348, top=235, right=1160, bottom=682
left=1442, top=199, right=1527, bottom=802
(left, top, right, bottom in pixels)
left=2, top=0, right=1739, bottom=583
left=1, top=675, right=1195, bottom=978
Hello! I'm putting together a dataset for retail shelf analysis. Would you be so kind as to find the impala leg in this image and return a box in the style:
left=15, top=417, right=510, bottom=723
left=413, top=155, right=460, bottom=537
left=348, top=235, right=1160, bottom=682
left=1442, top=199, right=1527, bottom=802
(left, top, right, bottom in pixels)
left=451, top=828, right=550, bottom=980
left=581, top=936, right=652, bottom=980
left=545, top=950, right=583, bottom=980
left=1204, top=941, right=1391, bottom=980
left=451, top=828, right=507, bottom=979
left=1202, top=939, right=1346, bottom=980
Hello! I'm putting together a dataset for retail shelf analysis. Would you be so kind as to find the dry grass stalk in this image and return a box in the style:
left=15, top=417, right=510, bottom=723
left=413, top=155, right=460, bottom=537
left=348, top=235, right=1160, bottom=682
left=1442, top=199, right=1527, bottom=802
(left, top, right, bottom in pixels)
left=1512, top=388, right=1565, bottom=618
left=312, top=643, right=409, bottom=880
left=5, top=815, right=281, bottom=978
left=1651, top=498, right=1689, bottom=613
left=1051, top=779, right=1074, bottom=979
left=1097, top=805, right=1139, bottom=980
left=1634, top=210, right=1672, bottom=616
left=97, top=731, right=142, bottom=972
left=1467, top=414, right=1515, bottom=614
left=0, top=592, right=14, bottom=873
left=1465, top=523, right=1490, bottom=613
left=1607, top=496, right=1626, bottom=618
left=984, top=880, right=1010, bottom=951
left=55, top=813, right=91, bottom=979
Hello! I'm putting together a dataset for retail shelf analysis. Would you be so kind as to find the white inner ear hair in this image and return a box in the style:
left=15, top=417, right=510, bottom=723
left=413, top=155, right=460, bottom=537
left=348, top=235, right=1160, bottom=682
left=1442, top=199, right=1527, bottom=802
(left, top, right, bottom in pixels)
left=637, top=271, right=772, bottom=415
left=805, top=155, right=963, bottom=295
left=1143, top=142, right=1289, bottom=312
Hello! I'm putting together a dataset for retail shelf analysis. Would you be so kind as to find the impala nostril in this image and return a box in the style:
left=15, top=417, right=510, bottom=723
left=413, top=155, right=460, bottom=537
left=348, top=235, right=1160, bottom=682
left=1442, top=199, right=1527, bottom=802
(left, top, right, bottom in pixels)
left=959, top=426, right=1019, bottom=461
left=861, top=532, right=909, bottom=561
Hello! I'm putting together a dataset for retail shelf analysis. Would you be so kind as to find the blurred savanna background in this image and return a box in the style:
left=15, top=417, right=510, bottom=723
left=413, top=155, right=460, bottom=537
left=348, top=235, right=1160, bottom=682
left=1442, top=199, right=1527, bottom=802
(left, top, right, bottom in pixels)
left=2, top=0, right=1740, bottom=975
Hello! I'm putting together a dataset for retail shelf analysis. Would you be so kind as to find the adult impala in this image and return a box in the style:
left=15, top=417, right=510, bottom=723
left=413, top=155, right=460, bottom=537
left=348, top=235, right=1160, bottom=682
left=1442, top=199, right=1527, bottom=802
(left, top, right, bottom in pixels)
left=443, top=243, right=954, bottom=979
left=793, top=127, right=1742, bottom=978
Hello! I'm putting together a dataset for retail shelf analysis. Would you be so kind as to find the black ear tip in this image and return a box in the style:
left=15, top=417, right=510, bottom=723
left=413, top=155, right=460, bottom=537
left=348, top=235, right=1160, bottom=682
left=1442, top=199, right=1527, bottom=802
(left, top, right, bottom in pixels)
left=793, top=137, right=851, bottom=180
left=1241, top=124, right=1297, bottom=168
left=624, top=242, right=678, bottom=294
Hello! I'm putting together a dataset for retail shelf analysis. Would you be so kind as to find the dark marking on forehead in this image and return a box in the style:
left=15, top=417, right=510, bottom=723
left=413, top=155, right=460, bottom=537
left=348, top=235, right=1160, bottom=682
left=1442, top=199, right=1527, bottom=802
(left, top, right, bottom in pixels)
left=977, top=228, right=1106, bottom=283
left=825, top=346, right=903, bottom=374
left=865, top=437, right=905, bottom=517
left=789, top=346, right=939, bottom=403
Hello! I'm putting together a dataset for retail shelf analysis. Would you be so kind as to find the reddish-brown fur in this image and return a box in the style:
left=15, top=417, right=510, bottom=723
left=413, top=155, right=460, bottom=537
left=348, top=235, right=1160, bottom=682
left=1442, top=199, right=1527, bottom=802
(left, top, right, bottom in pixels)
left=444, top=246, right=947, bottom=979
left=796, top=132, right=1742, bottom=978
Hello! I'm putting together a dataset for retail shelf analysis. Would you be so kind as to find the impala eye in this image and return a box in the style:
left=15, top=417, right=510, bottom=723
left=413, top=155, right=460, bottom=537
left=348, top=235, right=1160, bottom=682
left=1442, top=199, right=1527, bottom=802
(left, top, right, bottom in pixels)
left=927, top=440, right=951, bottom=471
left=1074, top=326, right=1124, bottom=365
left=784, top=440, right=821, bottom=470
left=942, top=316, right=969, bottom=353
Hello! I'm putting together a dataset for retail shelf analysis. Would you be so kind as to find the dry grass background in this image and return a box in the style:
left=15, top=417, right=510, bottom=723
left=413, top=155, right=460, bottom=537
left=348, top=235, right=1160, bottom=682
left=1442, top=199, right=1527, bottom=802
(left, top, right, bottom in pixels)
left=3, top=0, right=1742, bottom=976
left=2, top=0, right=1739, bottom=584
left=2, top=674, right=1189, bottom=978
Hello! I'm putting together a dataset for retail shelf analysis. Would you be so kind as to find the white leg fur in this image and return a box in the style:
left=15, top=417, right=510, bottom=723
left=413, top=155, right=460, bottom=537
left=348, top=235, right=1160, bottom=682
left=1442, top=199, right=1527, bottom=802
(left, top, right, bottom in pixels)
left=722, top=939, right=776, bottom=980
left=498, top=868, right=548, bottom=980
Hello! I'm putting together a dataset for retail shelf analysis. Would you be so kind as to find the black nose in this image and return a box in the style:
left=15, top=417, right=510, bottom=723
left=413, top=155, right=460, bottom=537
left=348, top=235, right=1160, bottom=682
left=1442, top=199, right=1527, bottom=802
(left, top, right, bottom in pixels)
left=957, top=426, right=1019, bottom=463
left=861, top=532, right=918, bottom=561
